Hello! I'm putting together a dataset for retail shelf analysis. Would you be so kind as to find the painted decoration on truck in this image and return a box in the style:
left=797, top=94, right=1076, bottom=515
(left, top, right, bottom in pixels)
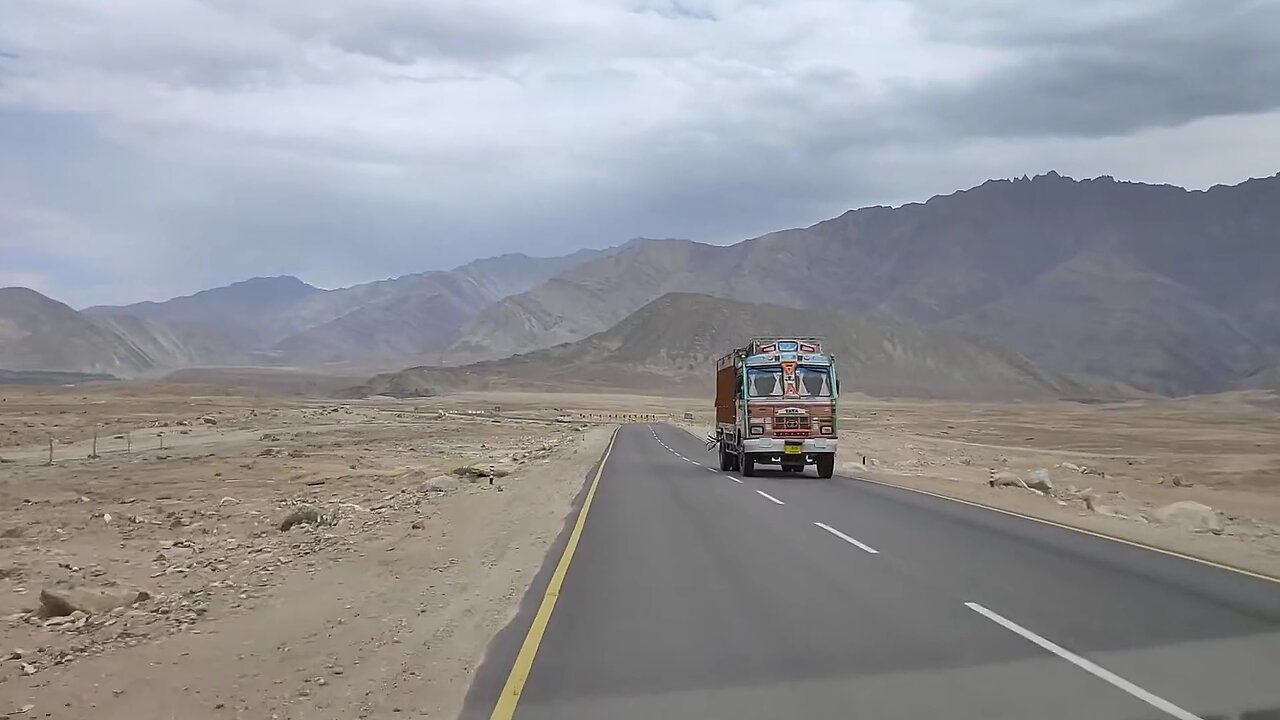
left=782, top=361, right=798, bottom=396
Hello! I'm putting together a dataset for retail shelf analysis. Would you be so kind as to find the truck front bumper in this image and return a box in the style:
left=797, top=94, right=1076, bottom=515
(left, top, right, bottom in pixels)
left=742, top=437, right=838, bottom=455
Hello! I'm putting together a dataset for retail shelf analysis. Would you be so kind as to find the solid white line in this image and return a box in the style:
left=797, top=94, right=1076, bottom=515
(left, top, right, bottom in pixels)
left=965, top=602, right=1204, bottom=720
left=756, top=490, right=785, bottom=505
left=813, top=522, right=879, bottom=554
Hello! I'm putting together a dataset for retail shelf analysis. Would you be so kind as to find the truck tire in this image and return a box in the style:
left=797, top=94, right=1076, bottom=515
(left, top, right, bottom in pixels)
left=741, top=453, right=756, bottom=477
left=718, top=443, right=732, bottom=471
left=816, top=454, right=835, bottom=479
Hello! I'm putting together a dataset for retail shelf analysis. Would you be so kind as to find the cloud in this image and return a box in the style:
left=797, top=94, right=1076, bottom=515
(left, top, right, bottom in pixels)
left=1, top=0, right=1277, bottom=306
left=903, top=0, right=1280, bottom=137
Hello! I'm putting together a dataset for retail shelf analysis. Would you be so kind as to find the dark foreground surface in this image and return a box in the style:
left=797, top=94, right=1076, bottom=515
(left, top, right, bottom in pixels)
left=463, top=424, right=1280, bottom=720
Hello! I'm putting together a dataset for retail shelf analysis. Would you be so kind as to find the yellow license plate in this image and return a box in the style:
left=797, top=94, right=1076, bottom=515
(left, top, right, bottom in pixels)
left=783, top=445, right=803, bottom=455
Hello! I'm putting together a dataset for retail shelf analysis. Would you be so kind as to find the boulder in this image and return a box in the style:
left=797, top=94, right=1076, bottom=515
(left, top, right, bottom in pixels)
left=1151, top=501, right=1222, bottom=534
left=1026, top=469, right=1053, bottom=492
left=989, top=470, right=1026, bottom=489
left=451, top=465, right=511, bottom=480
left=1083, top=495, right=1129, bottom=518
left=279, top=505, right=324, bottom=531
left=200, top=416, right=218, bottom=425
left=39, top=586, right=150, bottom=617
left=422, top=475, right=461, bottom=493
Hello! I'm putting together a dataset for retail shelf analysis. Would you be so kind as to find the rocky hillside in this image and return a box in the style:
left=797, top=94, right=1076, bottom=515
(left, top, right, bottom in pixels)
left=84, top=276, right=324, bottom=348
left=86, top=250, right=607, bottom=365
left=1245, top=365, right=1280, bottom=391
left=0, top=288, right=242, bottom=376
left=450, top=173, right=1280, bottom=395
left=355, top=293, right=1086, bottom=399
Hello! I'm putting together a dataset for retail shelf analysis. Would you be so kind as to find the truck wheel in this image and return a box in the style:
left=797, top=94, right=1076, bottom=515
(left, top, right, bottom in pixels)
left=816, top=455, right=835, bottom=479
left=741, top=454, right=756, bottom=477
left=718, top=443, right=731, bottom=471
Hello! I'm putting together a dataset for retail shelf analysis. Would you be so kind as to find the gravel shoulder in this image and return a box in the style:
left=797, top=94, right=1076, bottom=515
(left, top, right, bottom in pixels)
left=0, top=385, right=614, bottom=719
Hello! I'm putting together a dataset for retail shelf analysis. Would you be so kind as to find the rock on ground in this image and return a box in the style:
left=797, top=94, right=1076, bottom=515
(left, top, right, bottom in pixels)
left=989, top=470, right=1027, bottom=489
left=279, top=506, right=324, bottom=531
left=1026, top=468, right=1053, bottom=492
left=39, top=586, right=150, bottom=617
left=1150, top=501, right=1223, bottom=534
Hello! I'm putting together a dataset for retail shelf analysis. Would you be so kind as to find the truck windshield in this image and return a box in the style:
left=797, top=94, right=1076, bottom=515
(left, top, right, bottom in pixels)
left=747, top=368, right=784, bottom=397
left=797, top=367, right=833, bottom=397
left=747, top=367, right=833, bottom=397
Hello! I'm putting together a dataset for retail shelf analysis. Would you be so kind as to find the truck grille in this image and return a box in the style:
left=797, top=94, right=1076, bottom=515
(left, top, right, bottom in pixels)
left=776, top=416, right=811, bottom=430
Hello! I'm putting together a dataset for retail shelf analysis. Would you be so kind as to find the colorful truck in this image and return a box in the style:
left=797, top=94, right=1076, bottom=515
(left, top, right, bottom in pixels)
left=713, top=337, right=839, bottom=478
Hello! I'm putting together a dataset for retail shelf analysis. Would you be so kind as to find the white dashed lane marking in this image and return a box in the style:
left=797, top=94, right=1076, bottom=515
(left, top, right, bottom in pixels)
left=756, top=490, right=785, bottom=506
left=813, top=522, right=879, bottom=554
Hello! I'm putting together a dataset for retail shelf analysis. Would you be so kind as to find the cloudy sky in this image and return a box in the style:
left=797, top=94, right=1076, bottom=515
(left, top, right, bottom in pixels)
left=2, top=0, right=1279, bottom=306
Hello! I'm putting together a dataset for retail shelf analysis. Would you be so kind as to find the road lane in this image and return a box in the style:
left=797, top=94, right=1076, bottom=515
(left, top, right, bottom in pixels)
left=460, top=424, right=1280, bottom=720
left=653, top=423, right=1280, bottom=719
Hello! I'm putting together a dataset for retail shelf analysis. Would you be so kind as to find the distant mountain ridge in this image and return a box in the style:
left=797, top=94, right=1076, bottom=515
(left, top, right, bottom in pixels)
left=84, top=275, right=323, bottom=347
left=355, top=293, right=1088, bottom=399
left=83, top=249, right=609, bottom=368
left=0, top=287, right=244, bottom=376
left=448, top=173, right=1280, bottom=395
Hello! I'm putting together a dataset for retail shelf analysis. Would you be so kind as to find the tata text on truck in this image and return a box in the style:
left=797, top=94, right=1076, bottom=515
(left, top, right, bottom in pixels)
left=714, top=337, right=838, bottom=478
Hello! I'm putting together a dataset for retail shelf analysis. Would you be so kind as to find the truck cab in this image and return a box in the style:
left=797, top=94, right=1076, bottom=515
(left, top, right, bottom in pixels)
left=715, top=338, right=838, bottom=478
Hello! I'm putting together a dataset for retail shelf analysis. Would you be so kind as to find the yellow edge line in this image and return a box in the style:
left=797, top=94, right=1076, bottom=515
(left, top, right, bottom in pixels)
left=857, top=475, right=1280, bottom=585
left=489, top=426, right=619, bottom=720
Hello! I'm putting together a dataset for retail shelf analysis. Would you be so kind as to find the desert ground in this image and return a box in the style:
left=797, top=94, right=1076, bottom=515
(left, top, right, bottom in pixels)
left=3, top=383, right=1280, bottom=718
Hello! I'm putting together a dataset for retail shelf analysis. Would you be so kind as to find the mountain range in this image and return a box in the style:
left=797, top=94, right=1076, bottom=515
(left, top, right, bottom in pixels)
left=3, top=171, right=1277, bottom=396
left=78, top=250, right=607, bottom=368
left=448, top=172, right=1280, bottom=395
left=352, top=293, right=1090, bottom=400
left=0, top=287, right=242, bottom=377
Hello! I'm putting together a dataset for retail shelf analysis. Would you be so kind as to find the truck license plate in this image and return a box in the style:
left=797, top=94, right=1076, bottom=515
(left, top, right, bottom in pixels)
left=783, top=445, right=802, bottom=455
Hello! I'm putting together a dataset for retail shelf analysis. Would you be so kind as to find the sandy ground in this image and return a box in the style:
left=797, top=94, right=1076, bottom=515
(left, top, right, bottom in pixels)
left=0, top=385, right=622, bottom=719
left=687, top=391, right=1280, bottom=578
left=5, top=383, right=1279, bottom=718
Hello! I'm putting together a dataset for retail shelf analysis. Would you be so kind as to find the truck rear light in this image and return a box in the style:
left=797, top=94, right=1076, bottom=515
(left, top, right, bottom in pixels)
left=750, top=425, right=765, bottom=435
left=820, top=425, right=833, bottom=435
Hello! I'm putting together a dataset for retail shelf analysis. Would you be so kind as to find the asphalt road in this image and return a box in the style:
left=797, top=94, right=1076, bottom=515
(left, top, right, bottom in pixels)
left=463, top=424, right=1280, bottom=720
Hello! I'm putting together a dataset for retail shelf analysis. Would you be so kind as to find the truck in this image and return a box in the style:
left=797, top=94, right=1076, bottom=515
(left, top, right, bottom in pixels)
left=713, top=337, right=839, bottom=478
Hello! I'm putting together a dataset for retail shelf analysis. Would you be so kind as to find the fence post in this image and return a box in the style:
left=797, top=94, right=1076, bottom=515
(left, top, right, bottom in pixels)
left=47, top=439, right=53, bottom=466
